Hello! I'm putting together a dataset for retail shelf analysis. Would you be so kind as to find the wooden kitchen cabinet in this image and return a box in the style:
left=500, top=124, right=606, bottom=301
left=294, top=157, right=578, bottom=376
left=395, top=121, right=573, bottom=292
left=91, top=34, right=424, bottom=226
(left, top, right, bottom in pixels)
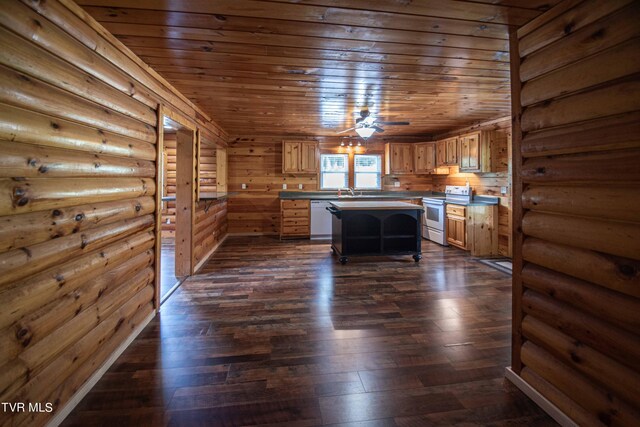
left=445, top=137, right=459, bottom=165
left=459, top=130, right=496, bottom=173
left=385, top=143, right=414, bottom=174
left=414, top=143, right=436, bottom=174
left=446, top=204, right=467, bottom=249
left=300, top=141, right=318, bottom=173
left=280, top=199, right=310, bottom=238
left=282, top=140, right=318, bottom=174
left=446, top=203, right=498, bottom=255
left=435, top=140, right=447, bottom=167
left=435, top=137, right=458, bottom=167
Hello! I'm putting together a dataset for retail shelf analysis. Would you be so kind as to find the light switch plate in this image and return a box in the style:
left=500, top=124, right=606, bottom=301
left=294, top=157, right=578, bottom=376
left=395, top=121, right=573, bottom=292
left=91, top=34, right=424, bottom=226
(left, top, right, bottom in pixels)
left=241, top=183, right=247, bottom=189
left=282, top=183, right=287, bottom=190
left=298, top=184, right=303, bottom=190
left=501, top=186, right=507, bottom=195
left=394, top=181, right=401, bottom=187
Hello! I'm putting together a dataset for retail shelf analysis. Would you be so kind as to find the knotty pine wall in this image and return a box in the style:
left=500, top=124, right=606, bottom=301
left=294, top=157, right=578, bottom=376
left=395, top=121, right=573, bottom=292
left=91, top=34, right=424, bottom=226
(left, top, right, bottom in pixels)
left=0, top=1, right=226, bottom=426
left=511, top=0, right=640, bottom=425
left=227, top=135, right=432, bottom=234
left=433, top=118, right=512, bottom=256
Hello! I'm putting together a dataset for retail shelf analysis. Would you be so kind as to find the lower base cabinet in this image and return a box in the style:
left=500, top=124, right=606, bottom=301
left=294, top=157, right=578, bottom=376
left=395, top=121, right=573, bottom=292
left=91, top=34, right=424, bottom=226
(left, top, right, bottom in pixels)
left=446, top=215, right=467, bottom=249
left=280, top=199, right=310, bottom=238
left=446, top=203, right=498, bottom=256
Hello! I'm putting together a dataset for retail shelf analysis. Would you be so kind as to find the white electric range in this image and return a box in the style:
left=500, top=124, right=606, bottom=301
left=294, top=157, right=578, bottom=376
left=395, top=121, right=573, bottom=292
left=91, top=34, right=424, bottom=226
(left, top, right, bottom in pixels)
left=422, top=186, right=472, bottom=246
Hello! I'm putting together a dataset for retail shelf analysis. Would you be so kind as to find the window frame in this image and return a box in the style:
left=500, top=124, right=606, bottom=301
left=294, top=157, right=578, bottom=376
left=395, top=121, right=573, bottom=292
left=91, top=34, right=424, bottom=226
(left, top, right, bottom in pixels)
left=353, top=154, right=382, bottom=190
left=320, top=153, right=349, bottom=190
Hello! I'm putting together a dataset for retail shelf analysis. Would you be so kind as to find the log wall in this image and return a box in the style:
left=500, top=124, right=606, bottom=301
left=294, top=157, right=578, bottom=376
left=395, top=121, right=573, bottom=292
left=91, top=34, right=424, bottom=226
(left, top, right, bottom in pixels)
left=161, top=132, right=177, bottom=237
left=511, top=1, right=640, bottom=425
left=0, top=1, right=227, bottom=426
left=227, top=135, right=432, bottom=234
left=161, top=132, right=227, bottom=267
left=193, top=137, right=227, bottom=270
left=432, top=118, right=512, bottom=256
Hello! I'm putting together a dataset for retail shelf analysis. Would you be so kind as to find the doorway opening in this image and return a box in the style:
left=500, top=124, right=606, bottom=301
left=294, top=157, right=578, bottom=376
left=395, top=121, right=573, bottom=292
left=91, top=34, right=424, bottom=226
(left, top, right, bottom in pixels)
left=158, top=114, right=196, bottom=305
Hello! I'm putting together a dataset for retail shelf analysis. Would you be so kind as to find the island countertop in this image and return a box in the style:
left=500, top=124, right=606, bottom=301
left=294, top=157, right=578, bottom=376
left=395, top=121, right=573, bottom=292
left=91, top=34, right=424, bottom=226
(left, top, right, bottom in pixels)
left=329, top=201, right=424, bottom=210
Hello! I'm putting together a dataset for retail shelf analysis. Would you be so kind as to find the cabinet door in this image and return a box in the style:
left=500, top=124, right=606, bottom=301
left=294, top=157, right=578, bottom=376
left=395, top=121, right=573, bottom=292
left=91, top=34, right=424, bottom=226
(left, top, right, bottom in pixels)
left=388, top=143, right=413, bottom=174
left=446, top=217, right=466, bottom=249
left=414, top=143, right=435, bottom=174
left=436, top=140, right=447, bottom=167
left=445, top=137, right=458, bottom=165
left=459, top=136, right=470, bottom=169
left=467, top=133, right=480, bottom=171
left=390, top=144, right=401, bottom=172
left=300, top=141, right=318, bottom=173
left=282, top=141, right=300, bottom=173
left=459, top=132, right=481, bottom=172
left=400, top=144, right=414, bottom=173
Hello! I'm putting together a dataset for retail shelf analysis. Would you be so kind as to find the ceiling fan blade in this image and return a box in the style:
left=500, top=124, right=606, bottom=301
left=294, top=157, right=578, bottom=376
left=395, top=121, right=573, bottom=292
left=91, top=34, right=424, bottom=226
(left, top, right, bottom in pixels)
left=355, top=117, right=364, bottom=123
left=373, top=126, right=385, bottom=133
left=336, top=127, right=356, bottom=134
left=376, top=121, right=410, bottom=126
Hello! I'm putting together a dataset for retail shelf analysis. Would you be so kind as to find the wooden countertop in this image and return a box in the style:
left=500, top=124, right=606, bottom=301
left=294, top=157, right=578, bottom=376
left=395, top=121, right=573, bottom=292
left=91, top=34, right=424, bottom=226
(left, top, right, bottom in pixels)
left=330, top=201, right=423, bottom=210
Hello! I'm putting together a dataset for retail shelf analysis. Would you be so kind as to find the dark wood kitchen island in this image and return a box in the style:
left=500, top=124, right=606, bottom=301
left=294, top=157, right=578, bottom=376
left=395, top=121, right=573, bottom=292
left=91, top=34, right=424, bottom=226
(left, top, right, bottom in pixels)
left=328, top=201, right=424, bottom=264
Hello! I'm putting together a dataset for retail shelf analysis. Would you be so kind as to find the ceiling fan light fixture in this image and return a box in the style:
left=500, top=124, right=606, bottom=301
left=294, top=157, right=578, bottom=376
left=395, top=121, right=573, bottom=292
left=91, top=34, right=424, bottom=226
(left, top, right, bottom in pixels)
left=355, top=127, right=376, bottom=139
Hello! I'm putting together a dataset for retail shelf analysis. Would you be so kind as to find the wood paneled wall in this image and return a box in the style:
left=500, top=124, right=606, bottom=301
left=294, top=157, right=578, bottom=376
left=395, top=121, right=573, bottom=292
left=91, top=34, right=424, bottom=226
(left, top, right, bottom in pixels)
left=0, top=1, right=226, bottom=426
left=511, top=0, right=640, bottom=425
left=432, top=118, right=512, bottom=256
left=227, top=135, right=431, bottom=234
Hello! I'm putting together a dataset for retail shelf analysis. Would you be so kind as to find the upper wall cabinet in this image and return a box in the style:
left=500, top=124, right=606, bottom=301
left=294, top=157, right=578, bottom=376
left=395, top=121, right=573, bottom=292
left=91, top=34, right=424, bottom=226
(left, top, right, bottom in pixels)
left=282, top=140, right=319, bottom=174
left=459, top=131, right=495, bottom=173
left=435, top=137, right=458, bottom=167
left=414, top=143, right=436, bottom=174
left=385, top=143, right=414, bottom=175
left=445, top=137, right=459, bottom=165
left=436, top=140, right=447, bottom=167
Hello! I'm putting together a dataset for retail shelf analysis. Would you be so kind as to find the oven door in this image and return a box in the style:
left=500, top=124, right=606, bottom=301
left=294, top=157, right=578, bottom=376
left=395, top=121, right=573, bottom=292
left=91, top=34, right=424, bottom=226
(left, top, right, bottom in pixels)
left=424, top=202, right=444, bottom=231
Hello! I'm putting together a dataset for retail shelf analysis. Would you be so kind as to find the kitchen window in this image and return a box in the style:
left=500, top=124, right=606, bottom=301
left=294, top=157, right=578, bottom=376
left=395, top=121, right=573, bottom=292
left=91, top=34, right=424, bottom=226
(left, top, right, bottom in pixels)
left=354, top=154, right=382, bottom=189
left=320, top=154, right=348, bottom=189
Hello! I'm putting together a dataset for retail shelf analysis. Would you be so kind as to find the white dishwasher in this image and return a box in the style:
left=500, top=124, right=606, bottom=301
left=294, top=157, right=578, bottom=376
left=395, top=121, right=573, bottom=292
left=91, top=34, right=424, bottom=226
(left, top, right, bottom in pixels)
left=310, top=200, right=333, bottom=239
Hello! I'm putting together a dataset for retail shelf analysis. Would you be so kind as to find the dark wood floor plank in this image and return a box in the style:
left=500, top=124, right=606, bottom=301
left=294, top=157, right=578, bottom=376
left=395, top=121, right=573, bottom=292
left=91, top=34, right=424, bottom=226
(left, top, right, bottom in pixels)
left=63, top=236, right=555, bottom=426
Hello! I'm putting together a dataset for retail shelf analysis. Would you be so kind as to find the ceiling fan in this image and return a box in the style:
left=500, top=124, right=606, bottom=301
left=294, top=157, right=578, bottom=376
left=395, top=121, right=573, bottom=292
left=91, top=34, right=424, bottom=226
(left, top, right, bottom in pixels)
left=337, top=108, right=410, bottom=138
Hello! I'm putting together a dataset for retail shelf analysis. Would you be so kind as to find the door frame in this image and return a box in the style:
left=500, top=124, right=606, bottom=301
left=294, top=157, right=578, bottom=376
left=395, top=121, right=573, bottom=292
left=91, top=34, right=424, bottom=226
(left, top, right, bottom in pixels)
left=154, top=105, right=198, bottom=309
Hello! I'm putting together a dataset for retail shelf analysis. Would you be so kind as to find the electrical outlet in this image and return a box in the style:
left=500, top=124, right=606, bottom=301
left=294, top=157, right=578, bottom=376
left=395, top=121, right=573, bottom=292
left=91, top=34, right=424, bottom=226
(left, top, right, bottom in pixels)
left=501, top=186, right=507, bottom=195
left=394, top=181, right=401, bottom=188
left=282, top=183, right=287, bottom=190
left=241, top=183, right=247, bottom=189
left=298, top=184, right=303, bottom=190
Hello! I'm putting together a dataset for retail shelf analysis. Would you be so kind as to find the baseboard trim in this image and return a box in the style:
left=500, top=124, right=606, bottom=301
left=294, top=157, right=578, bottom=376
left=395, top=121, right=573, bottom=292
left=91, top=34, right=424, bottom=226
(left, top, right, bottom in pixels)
left=227, top=232, right=278, bottom=237
left=504, top=367, right=577, bottom=427
left=194, top=234, right=229, bottom=273
left=46, top=310, right=156, bottom=427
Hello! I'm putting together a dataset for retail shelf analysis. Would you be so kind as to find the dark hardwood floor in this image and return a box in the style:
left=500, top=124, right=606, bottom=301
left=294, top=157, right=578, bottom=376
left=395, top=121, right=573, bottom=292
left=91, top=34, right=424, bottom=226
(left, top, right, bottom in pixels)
left=63, top=236, right=556, bottom=426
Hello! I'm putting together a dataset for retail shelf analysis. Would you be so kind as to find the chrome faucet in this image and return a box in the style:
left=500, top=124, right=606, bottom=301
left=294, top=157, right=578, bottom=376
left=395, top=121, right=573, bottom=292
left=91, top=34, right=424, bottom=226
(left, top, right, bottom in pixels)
left=347, top=187, right=356, bottom=196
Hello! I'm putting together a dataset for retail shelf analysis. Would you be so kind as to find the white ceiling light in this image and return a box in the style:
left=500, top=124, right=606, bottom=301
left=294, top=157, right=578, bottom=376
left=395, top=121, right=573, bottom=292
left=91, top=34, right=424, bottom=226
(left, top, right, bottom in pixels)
left=355, top=127, right=375, bottom=139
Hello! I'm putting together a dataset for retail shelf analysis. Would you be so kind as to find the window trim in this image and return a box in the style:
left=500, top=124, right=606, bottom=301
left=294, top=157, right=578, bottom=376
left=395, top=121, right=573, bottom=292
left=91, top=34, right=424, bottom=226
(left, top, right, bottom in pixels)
left=354, top=154, right=382, bottom=190
left=320, top=153, right=349, bottom=190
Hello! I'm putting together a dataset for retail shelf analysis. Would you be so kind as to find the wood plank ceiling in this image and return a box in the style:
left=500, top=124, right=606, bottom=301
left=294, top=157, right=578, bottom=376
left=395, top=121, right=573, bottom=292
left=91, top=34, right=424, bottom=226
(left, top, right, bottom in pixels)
left=77, top=0, right=558, bottom=137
